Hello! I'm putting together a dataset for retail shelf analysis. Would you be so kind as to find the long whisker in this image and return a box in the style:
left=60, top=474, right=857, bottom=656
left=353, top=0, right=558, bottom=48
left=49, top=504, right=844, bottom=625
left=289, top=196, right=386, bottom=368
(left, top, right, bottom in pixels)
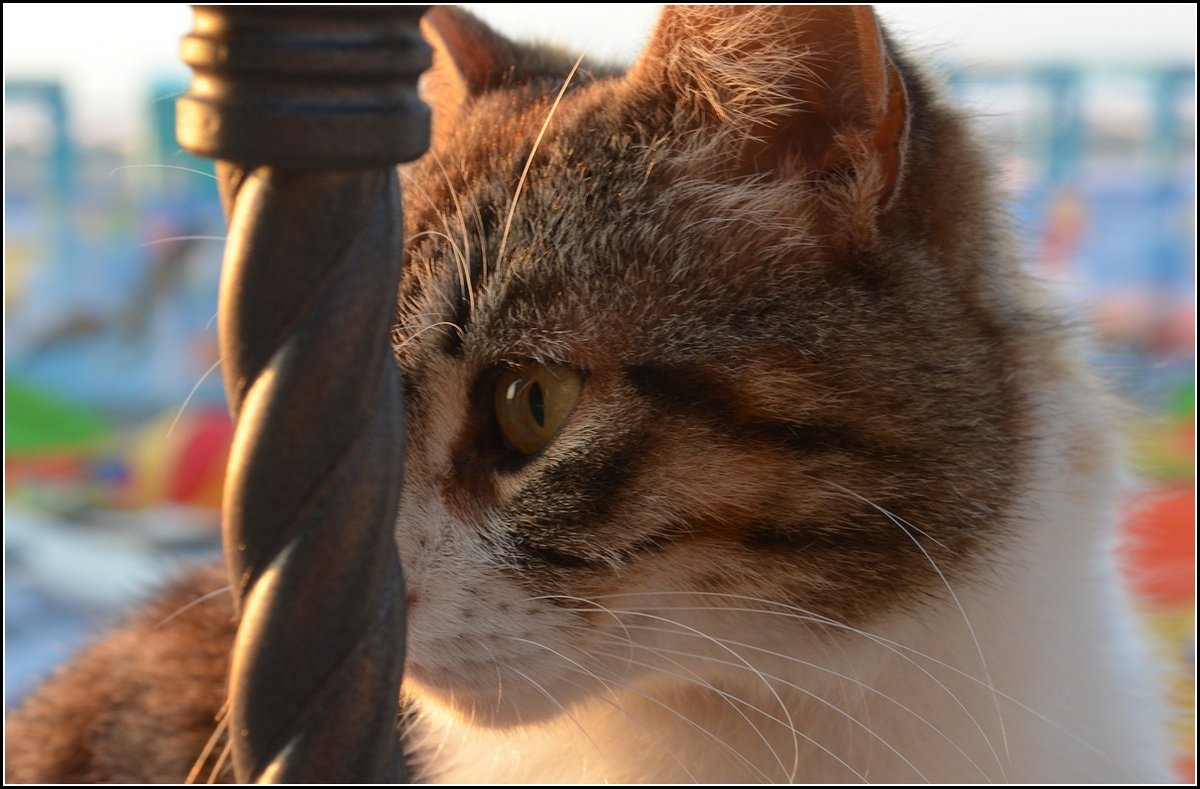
left=140, top=235, right=228, bottom=247
left=590, top=606, right=864, bottom=781
left=440, top=214, right=473, bottom=322
left=578, top=636, right=796, bottom=781
left=523, top=595, right=637, bottom=670
left=585, top=641, right=813, bottom=781
left=206, top=737, right=232, bottom=783
left=430, top=151, right=476, bottom=316
left=495, top=53, right=586, bottom=272
left=587, top=615, right=953, bottom=781
left=671, top=604, right=1000, bottom=765
left=814, top=478, right=1010, bottom=771
left=392, top=321, right=464, bottom=353
left=854, top=621, right=1116, bottom=765
left=549, top=592, right=1004, bottom=777
left=166, top=358, right=224, bottom=440
left=499, top=635, right=699, bottom=782
left=185, top=701, right=229, bottom=784
left=391, top=309, right=465, bottom=343
left=407, top=226, right=470, bottom=299
left=563, top=664, right=775, bottom=781
left=405, top=223, right=474, bottom=327
left=399, top=209, right=466, bottom=319
left=569, top=590, right=981, bottom=677
left=505, top=628, right=776, bottom=782
left=471, top=201, right=491, bottom=284
left=111, top=163, right=218, bottom=180
left=469, top=636, right=507, bottom=717
left=575, top=590, right=1110, bottom=769
left=530, top=592, right=801, bottom=772
left=557, top=669, right=703, bottom=783
left=506, top=665, right=605, bottom=762
left=155, top=584, right=232, bottom=629
left=590, top=618, right=964, bottom=781
left=809, top=610, right=873, bottom=771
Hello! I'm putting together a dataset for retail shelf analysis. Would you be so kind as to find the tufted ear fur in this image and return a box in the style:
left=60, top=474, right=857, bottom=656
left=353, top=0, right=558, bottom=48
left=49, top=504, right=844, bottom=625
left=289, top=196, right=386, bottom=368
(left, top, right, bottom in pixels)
left=627, top=5, right=909, bottom=208
left=419, top=6, right=585, bottom=149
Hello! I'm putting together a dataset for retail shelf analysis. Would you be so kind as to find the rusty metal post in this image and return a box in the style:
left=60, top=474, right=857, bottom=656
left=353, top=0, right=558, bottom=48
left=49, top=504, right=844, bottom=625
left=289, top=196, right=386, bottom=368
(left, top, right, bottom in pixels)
left=176, top=6, right=430, bottom=782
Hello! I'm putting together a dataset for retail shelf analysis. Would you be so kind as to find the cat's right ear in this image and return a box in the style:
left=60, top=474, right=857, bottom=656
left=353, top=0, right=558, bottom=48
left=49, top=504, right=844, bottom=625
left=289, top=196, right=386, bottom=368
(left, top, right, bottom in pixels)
left=627, top=5, right=910, bottom=210
left=420, top=6, right=522, bottom=147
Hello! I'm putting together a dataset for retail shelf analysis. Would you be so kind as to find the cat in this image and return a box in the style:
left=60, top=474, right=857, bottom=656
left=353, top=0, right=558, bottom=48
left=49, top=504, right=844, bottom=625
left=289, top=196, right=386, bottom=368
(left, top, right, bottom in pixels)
left=5, top=5, right=1171, bottom=783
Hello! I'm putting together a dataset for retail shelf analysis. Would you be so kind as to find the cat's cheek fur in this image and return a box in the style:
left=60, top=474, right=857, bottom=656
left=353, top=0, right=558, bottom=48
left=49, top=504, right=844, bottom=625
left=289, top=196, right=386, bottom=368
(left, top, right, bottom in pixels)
left=395, top=494, right=585, bottom=727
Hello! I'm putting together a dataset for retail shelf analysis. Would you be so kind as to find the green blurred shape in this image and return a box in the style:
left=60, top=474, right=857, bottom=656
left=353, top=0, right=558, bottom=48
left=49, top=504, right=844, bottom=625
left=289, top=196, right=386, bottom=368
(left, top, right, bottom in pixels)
left=1167, top=379, right=1194, bottom=422
left=1133, top=419, right=1195, bottom=482
left=4, top=379, right=110, bottom=454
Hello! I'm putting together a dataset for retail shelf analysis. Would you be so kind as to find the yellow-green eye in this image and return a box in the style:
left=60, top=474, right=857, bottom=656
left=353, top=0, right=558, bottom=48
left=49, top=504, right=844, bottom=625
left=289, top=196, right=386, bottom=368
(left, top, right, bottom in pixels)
left=494, top=364, right=582, bottom=455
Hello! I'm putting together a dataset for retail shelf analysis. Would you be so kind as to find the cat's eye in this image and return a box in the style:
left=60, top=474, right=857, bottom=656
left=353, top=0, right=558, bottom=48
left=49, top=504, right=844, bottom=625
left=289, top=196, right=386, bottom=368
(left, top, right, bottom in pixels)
left=494, top=364, right=582, bottom=455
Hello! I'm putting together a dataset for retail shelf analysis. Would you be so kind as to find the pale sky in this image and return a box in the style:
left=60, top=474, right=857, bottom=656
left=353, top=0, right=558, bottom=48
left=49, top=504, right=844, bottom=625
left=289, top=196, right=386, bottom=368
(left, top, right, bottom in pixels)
left=3, top=3, right=1196, bottom=146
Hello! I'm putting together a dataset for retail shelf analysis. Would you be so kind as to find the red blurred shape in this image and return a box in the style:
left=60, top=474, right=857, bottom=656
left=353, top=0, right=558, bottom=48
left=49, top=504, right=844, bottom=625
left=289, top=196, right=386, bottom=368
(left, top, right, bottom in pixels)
left=1122, top=484, right=1195, bottom=605
left=166, top=408, right=233, bottom=508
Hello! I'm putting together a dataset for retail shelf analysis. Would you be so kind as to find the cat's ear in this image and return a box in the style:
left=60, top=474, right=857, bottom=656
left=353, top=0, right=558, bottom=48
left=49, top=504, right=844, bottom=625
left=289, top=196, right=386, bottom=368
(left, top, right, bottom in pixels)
left=420, top=7, right=584, bottom=148
left=420, top=6, right=522, bottom=146
left=629, top=5, right=910, bottom=208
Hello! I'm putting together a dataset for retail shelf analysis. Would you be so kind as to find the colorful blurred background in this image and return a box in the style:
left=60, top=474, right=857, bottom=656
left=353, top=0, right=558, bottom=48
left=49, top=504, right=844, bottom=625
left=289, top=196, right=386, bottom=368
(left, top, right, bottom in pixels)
left=4, top=4, right=1195, bottom=780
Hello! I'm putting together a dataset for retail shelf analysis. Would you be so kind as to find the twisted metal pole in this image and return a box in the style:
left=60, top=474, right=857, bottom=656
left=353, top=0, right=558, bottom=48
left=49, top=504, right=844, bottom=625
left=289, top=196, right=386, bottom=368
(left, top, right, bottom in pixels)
left=177, top=6, right=430, bottom=782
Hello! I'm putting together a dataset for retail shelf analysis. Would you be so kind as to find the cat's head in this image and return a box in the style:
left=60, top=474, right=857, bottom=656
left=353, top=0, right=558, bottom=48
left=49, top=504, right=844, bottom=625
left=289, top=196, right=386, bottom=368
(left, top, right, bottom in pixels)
left=394, top=5, right=1036, bottom=727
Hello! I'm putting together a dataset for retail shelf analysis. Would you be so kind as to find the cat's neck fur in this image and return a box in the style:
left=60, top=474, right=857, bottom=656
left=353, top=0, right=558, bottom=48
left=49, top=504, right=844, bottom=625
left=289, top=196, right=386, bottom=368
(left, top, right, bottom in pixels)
left=411, top=340, right=1166, bottom=783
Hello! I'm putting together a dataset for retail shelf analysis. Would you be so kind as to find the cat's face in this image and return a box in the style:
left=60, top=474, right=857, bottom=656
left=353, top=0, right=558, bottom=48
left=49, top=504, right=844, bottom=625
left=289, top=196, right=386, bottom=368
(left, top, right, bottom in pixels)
left=393, top=6, right=1032, bottom=727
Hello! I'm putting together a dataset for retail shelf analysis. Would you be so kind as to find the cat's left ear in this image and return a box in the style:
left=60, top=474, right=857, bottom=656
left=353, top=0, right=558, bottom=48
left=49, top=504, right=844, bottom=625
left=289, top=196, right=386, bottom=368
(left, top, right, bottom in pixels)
left=628, top=5, right=910, bottom=209
left=420, top=7, right=584, bottom=149
left=420, top=6, right=521, bottom=147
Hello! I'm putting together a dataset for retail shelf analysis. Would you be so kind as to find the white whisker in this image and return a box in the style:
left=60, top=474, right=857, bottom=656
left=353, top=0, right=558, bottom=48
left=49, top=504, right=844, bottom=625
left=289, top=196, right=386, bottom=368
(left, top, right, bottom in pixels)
left=166, top=358, right=224, bottom=440
left=594, top=606, right=863, bottom=781
left=573, top=590, right=1113, bottom=770
left=111, top=163, right=218, bottom=180
left=392, top=321, right=464, bottom=353
left=155, top=585, right=231, bottom=629
left=544, top=594, right=802, bottom=776
left=507, top=665, right=605, bottom=761
left=500, top=635, right=699, bottom=782
left=495, top=53, right=586, bottom=272
left=206, top=737, right=232, bottom=784
left=140, top=235, right=228, bottom=247
left=585, top=642, right=808, bottom=781
left=471, top=202, right=491, bottom=284
left=430, top=151, right=477, bottom=316
left=590, top=622, right=955, bottom=782
left=569, top=664, right=775, bottom=781
left=185, top=701, right=228, bottom=784
left=812, top=478, right=1010, bottom=773
left=504, top=624, right=776, bottom=781
left=558, top=593, right=1007, bottom=776
left=581, top=632, right=796, bottom=780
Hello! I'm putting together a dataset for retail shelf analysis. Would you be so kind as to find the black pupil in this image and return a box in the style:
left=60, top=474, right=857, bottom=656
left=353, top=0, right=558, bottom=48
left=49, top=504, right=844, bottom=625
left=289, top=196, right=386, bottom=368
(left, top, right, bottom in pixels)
left=529, top=381, right=545, bottom=427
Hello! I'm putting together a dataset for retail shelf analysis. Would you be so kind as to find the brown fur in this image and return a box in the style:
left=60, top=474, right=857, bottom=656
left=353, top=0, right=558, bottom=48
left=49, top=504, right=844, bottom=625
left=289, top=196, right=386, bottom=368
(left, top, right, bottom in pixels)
left=8, top=5, right=1088, bottom=782
left=6, top=567, right=236, bottom=783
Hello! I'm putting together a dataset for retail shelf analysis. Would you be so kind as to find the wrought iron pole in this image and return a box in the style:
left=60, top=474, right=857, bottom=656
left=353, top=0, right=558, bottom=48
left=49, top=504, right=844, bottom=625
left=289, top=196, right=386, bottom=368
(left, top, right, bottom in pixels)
left=176, top=7, right=430, bottom=782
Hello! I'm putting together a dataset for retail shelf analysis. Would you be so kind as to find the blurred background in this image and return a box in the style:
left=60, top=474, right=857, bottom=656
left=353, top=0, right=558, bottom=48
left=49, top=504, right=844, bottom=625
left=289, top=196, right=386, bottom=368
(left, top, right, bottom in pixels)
left=4, top=4, right=1194, bottom=779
